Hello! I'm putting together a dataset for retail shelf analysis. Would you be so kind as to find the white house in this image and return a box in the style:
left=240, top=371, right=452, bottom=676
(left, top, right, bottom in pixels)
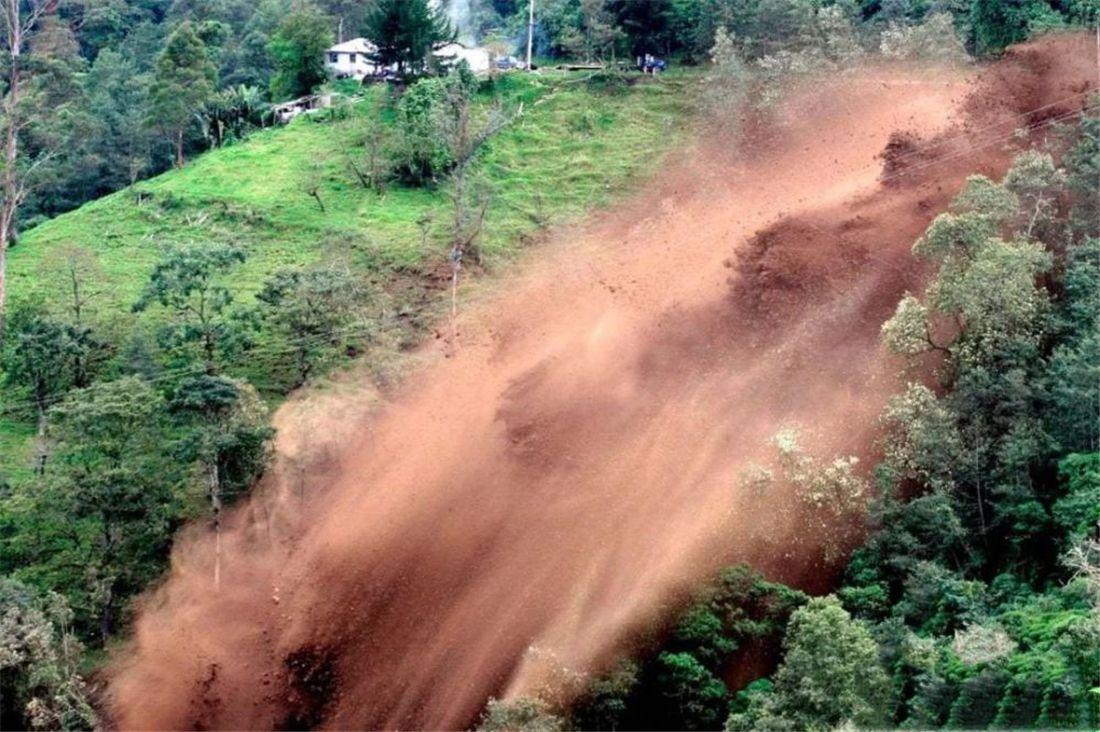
left=325, top=38, right=380, bottom=80
left=324, top=37, right=498, bottom=81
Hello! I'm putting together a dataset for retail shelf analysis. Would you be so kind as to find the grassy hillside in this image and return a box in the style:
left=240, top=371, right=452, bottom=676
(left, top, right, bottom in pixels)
left=1, top=70, right=696, bottom=481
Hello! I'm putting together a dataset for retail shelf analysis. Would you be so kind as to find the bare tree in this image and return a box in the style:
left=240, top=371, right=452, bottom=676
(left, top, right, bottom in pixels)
left=346, top=107, right=392, bottom=195
left=44, top=244, right=106, bottom=387
left=439, top=79, right=519, bottom=345
left=301, top=158, right=329, bottom=213
left=0, top=0, right=53, bottom=330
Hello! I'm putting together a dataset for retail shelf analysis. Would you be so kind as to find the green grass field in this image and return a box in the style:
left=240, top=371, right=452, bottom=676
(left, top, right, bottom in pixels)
left=1, top=69, right=697, bottom=481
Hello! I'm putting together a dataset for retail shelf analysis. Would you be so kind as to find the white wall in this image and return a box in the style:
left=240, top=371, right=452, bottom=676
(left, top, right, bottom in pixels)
left=326, top=51, right=379, bottom=79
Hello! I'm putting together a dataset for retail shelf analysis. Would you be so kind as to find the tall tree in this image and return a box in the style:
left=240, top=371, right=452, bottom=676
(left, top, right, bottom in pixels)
left=609, top=0, right=673, bottom=56
left=364, top=0, right=452, bottom=76
left=12, top=378, right=180, bottom=643
left=0, top=0, right=52, bottom=329
left=729, top=596, right=890, bottom=730
left=267, top=1, right=333, bottom=100
left=132, top=243, right=250, bottom=374
left=0, top=578, right=96, bottom=730
left=170, top=375, right=270, bottom=590
left=86, top=48, right=156, bottom=189
left=1, top=307, right=74, bottom=436
left=149, top=21, right=217, bottom=167
left=256, top=263, right=371, bottom=387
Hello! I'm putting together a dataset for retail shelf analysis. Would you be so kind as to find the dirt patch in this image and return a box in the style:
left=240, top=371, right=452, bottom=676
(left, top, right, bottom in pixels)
left=104, top=34, right=1097, bottom=731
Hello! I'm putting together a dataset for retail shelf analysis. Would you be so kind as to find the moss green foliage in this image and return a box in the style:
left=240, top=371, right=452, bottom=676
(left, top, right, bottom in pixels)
left=364, top=0, right=453, bottom=75
left=727, top=597, right=890, bottom=731
left=3, top=378, right=184, bottom=643
left=150, top=21, right=218, bottom=166
left=569, top=566, right=808, bottom=730
left=267, top=3, right=333, bottom=101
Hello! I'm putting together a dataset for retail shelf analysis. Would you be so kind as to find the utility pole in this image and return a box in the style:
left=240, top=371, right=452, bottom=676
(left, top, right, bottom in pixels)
left=526, top=0, right=535, bottom=71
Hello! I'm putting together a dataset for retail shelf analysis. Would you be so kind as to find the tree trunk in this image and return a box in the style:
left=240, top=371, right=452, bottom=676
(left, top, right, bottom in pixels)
left=176, top=129, right=185, bottom=168
left=209, top=460, right=223, bottom=591
left=1, top=0, right=50, bottom=336
left=0, top=241, right=6, bottom=336
left=99, top=589, right=114, bottom=645
left=0, top=15, right=21, bottom=336
left=35, top=388, right=46, bottom=437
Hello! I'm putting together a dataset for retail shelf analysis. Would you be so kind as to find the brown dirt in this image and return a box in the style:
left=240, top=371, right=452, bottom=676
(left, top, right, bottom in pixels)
left=105, top=34, right=1097, bottom=731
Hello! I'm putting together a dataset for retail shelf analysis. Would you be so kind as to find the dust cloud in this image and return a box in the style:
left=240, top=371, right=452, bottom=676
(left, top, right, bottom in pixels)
left=106, top=35, right=1096, bottom=730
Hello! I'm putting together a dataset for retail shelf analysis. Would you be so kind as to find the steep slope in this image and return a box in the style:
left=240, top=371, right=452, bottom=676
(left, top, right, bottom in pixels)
left=0, top=72, right=693, bottom=479
left=106, top=35, right=1096, bottom=731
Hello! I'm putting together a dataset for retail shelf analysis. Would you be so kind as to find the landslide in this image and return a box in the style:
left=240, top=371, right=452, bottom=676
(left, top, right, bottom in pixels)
left=106, top=34, right=1097, bottom=731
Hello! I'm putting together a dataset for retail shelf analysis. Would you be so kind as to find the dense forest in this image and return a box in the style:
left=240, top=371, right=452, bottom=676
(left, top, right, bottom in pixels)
left=0, top=0, right=1097, bottom=729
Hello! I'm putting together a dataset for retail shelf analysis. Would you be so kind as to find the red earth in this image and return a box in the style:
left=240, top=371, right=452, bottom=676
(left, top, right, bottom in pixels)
left=106, top=34, right=1097, bottom=731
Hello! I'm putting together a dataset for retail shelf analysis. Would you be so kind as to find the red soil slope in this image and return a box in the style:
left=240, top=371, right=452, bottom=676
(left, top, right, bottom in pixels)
left=106, top=34, right=1096, bottom=731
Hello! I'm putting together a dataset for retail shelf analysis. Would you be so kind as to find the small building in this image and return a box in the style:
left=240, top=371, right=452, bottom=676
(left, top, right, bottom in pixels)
left=325, top=38, right=380, bottom=80
left=272, top=94, right=333, bottom=124
left=433, top=42, right=493, bottom=74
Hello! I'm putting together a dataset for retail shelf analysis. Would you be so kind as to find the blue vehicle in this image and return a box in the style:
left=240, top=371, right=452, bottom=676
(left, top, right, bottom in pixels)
left=639, top=54, right=668, bottom=74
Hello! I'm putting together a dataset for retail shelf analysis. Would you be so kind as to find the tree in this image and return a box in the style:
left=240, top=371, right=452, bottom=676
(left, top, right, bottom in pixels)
left=300, top=156, right=330, bottom=212
left=609, top=0, right=673, bottom=56
left=170, top=375, right=270, bottom=590
left=729, top=596, right=889, bottom=730
left=650, top=652, right=729, bottom=731
left=571, top=660, right=640, bottom=731
left=364, top=0, right=452, bottom=77
left=149, top=21, right=217, bottom=167
left=267, top=2, right=333, bottom=101
left=15, top=12, right=105, bottom=225
left=256, top=263, right=371, bottom=387
left=878, top=11, right=968, bottom=61
left=559, top=0, right=623, bottom=61
left=418, top=66, right=515, bottom=347
left=318, top=0, right=373, bottom=43
left=2, top=307, right=75, bottom=437
left=346, top=100, right=394, bottom=193
left=881, top=163, right=1061, bottom=566
left=741, top=427, right=868, bottom=560
left=478, top=697, right=566, bottom=732
left=86, top=48, right=157, bottom=189
left=0, top=578, right=97, bottom=731
left=0, top=0, right=54, bottom=329
left=2, top=256, right=108, bottom=441
left=394, top=75, right=454, bottom=185
left=132, top=243, right=250, bottom=374
left=36, top=377, right=178, bottom=642
left=969, top=0, right=1061, bottom=55
left=41, top=245, right=110, bottom=389
left=1002, top=150, right=1066, bottom=242
left=201, top=84, right=270, bottom=148
left=439, top=65, right=511, bottom=260
left=1047, top=237, right=1099, bottom=453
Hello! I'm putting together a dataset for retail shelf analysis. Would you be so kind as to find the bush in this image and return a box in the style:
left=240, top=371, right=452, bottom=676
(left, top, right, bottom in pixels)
left=879, top=13, right=969, bottom=62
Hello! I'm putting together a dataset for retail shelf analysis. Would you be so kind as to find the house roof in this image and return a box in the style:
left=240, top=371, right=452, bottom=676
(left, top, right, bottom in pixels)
left=328, top=37, right=376, bottom=54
